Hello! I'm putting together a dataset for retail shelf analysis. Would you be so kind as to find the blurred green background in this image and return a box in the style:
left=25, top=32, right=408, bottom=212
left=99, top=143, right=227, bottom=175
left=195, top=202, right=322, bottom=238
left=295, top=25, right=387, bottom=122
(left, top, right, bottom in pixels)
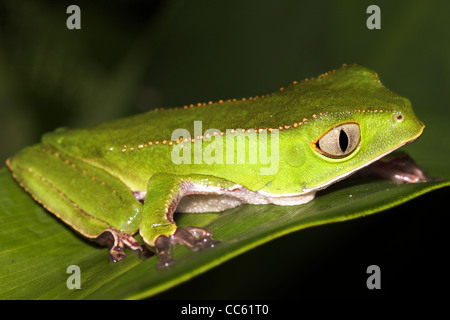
left=0, top=0, right=448, bottom=299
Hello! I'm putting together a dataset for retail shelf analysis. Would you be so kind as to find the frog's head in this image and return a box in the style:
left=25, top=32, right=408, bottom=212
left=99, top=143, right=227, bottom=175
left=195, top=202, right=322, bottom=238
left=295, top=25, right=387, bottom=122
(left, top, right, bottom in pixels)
left=265, top=65, right=425, bottom=194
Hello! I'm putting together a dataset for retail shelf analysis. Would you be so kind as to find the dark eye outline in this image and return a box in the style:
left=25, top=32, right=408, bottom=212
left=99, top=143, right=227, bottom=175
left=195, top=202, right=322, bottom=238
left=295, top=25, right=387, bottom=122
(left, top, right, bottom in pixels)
left=310, top=122, right=361, bottom=159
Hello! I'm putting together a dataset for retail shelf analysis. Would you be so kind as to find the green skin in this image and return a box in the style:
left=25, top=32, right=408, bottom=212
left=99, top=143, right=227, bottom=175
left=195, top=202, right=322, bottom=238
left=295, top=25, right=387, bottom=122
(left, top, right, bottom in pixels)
left=6, top=65, right=426, bottom=266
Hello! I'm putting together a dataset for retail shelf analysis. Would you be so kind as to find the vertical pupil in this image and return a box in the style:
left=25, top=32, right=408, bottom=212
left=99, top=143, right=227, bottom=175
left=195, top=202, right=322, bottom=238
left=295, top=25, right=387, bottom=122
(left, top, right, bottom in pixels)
left=339, top=129, right=349, bottom=153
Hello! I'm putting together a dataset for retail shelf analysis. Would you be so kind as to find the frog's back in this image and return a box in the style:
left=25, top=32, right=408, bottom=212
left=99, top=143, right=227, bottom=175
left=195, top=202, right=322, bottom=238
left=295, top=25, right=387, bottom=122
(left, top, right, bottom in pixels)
left=44, top=65, right=393, bottom=154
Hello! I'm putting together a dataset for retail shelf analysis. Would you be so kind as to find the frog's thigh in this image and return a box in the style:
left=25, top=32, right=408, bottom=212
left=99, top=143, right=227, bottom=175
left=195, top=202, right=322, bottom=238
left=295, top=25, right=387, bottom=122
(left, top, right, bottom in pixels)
left=7, top=145, right=142, bottom=237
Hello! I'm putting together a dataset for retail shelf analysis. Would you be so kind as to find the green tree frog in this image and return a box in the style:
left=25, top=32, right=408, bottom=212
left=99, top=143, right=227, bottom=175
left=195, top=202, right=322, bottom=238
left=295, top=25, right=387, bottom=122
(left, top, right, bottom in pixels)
left=6, top=65, right=429, bottom=267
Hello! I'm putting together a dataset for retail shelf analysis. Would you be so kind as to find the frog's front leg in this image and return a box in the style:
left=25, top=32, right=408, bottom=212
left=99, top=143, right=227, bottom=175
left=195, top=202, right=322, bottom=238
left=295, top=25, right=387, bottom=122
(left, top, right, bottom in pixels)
left=139, top=173, right=231, bottom=268
left=153, top=227, right=218, bottom=268
left=357, top=152, right=436, bottom=183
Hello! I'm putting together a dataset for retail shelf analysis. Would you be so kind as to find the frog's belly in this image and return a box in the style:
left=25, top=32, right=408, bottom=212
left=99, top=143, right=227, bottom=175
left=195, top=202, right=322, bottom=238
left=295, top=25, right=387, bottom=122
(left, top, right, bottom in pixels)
left=175, top=184, right=316, bottom=213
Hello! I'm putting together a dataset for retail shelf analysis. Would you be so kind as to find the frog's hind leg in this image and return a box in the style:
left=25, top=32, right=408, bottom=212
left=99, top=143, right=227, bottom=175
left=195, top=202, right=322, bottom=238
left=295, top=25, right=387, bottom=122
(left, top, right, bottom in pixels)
left=96, top=228, right=150, bottom=262
left=7, top=144, right=146, bottom=262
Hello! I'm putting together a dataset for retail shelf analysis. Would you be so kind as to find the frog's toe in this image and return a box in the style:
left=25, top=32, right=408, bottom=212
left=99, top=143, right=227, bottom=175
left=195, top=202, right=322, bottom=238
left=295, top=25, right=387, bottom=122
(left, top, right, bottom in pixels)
left=185, top=226, right=220, bottom=249
left=198, top=237, right=221, bottom=249
left=109, top=247, right=127, bottom=263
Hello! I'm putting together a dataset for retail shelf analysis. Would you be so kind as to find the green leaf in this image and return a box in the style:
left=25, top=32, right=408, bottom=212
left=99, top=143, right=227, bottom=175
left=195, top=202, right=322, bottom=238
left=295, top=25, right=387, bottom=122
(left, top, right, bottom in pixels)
left=1, top=0, right=450, bottom=300
left=0, top=166, right=448, bottom=299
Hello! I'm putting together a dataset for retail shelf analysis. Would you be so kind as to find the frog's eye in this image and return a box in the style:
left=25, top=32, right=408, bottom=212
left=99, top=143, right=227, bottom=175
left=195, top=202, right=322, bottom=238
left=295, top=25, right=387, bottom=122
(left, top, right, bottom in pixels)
left=312, top=122, right=361, bottom=158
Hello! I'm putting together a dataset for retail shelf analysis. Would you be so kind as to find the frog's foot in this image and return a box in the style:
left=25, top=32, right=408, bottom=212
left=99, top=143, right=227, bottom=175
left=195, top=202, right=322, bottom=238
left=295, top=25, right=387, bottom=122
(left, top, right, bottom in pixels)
left=96, top=228, right=149, bottom=262
left=359, top=153, right=438, bottom=183
left=154, top=227, right=220, bottom=269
